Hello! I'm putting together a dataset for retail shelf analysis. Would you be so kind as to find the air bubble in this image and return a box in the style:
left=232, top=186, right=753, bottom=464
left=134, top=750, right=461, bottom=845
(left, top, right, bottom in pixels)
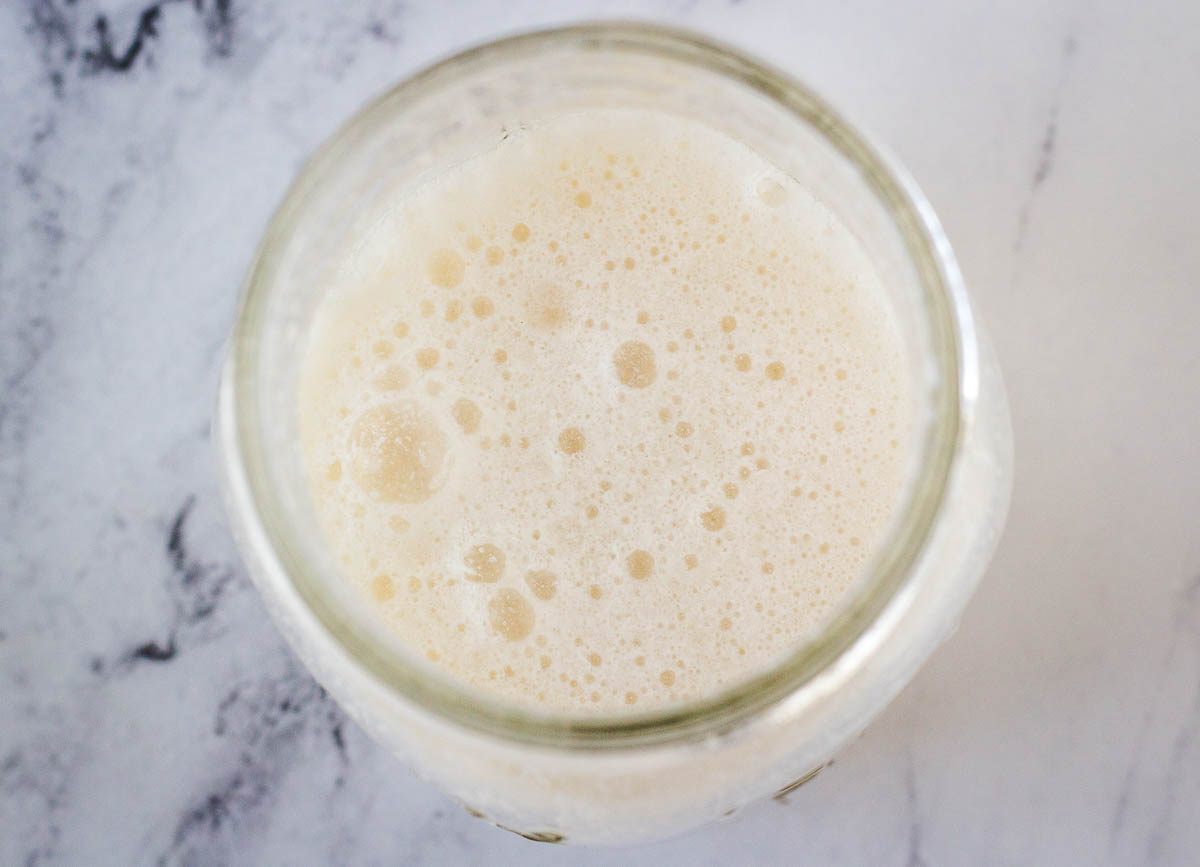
left=370, top=575, right=395, bottom=602
left=465, top=544, right=505, bottom=582
left=559, top=427, right=586, bottom=454
left=701, top=506, right=726, bottom=531
left=613, top=341, right=657, bottom=388
left=489, top=589, right=534, bottom=641
left=756, top=177, right=787, bottom=207
left=452, top=398, right=481, bottom=434
left=627, top=550, right=654, bottom=580
left=529, top=288, right=568, bottom=329
left=526, top=570, right=558, bottom=600
left=427, top=249, right=465, bottom=288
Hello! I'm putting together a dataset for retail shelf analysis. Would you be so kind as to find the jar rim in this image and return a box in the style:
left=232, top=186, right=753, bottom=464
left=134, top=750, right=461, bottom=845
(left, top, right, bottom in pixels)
left=219, top=21, right=976, bottom=750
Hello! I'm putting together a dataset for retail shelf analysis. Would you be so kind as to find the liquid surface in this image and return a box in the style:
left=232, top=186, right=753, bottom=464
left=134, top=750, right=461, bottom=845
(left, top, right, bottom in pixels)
left=299, top=110, right=914, bottom=713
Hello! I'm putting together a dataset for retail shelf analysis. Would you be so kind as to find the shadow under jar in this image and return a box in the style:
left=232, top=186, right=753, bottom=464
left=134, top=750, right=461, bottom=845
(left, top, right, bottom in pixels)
left=215, top=23, right=1012, bottom=845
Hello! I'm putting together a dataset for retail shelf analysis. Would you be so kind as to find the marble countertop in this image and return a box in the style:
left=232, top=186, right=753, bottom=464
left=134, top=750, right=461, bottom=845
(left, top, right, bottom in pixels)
left=3, top=0, right=1198, bottom=864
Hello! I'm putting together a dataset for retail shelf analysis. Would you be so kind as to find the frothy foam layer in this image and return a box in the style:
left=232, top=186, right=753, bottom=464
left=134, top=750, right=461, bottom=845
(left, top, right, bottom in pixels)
left=299, top=109, right=914, bottom=713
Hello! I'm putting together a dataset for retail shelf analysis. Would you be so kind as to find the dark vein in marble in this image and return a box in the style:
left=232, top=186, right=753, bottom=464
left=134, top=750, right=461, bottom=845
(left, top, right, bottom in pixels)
left=366, top=19, right=398, bottom=44
left=24, top=0, right=77, bottom=96
left=83, top=3, right=164, bottom=72
left=131, top=637, right=178, bottom=662
left=1, top=744, right=69, bottom=866
left=1109, top=573, right=1200, bottom=857
left=166, top=496, right=240, bottom=625
left=1109, top=706, right=1152, bottom=848
left=1144, top=574, right=1200, bottom=865
left=0, top=219, right=75, bottom=860
left=1147, top=688, right=1200, bottom=865
left=90, top=496, right=240, bottom=673
left=157, top=664, right=349, bottom=865
left=201, top=0, right=234, bottom=57
left=361, top=0, right=406, bottom=47
left=1013, top=35, right=1077, bottom=256
left=3, top=318, right=55, bottom=396
left=23, top=0, right=235, bottom=89
left=2, top=160, right=64, bottom=512
left=161, top=761, right=271, bottom=866
left=904, top=757, right=929, bottom=867
left=167, top=495, right=201, bottom=580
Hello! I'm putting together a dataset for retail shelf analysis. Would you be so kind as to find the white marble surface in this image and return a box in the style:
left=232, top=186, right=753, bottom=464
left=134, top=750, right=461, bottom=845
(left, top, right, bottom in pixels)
left=2, top=0, right=1198, bottom=863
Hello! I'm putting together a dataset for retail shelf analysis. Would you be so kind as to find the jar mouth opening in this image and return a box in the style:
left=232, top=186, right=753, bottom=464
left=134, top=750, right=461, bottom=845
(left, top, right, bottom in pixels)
left=221, top=21, right=974, bottom=750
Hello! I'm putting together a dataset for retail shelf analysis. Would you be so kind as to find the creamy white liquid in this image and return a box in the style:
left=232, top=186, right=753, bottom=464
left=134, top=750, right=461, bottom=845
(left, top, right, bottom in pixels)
left=299, top=109, right=914, bottom=713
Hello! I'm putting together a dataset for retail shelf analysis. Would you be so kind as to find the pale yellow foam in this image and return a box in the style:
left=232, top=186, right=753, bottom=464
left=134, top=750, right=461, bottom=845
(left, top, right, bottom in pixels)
left=299, top=109, right=914, bottom=713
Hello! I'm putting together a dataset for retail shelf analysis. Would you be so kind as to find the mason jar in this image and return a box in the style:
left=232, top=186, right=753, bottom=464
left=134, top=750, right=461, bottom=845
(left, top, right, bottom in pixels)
left=215, top=22, right=1013, bottom=845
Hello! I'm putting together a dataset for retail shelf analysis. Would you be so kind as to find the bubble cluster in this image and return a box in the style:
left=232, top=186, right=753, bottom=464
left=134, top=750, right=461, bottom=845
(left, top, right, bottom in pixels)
left=347, top=402, right=446, bottom=503
left=299, top=108, right=915, bottom=714
left=464, top=544, right=505, bottom=583
left=525, top=570, right=558, bottom=600
left=613, top=341, right=657, bottom=388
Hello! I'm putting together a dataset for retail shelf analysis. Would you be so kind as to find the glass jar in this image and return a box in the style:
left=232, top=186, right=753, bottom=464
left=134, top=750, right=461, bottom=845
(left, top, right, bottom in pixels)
left=215, top=23, right=1012, bottom=845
